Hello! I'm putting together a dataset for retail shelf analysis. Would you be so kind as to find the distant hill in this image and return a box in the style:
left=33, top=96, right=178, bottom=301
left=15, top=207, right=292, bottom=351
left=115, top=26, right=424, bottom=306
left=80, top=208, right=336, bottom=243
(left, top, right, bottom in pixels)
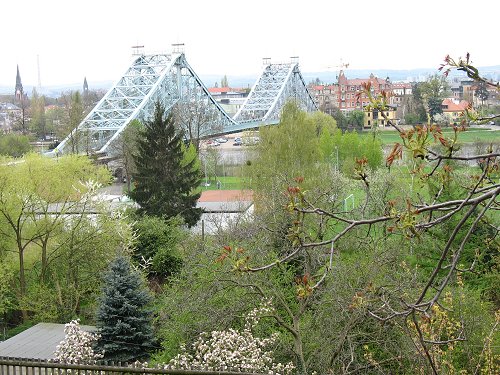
left=1, top=66, right=498, bottom=98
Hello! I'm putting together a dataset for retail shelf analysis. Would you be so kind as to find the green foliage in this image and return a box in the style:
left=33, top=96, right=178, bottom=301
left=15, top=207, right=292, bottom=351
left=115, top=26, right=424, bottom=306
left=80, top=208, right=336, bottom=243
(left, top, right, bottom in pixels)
left=404, top=112, right=421, bottom=125
left=308, top=110, right=337, bottom=136
left=419, top=74, right=450, bottom=99
left=407, top=83, right=429, bottom=123
left=320, top=129, right=383, bottom=173
left=111, top=118, right=142, bottom=193
left=249, top=101, right=323, bottom=192
left=0, top=133, right=31, bottom=157
left=95, top=255, right=155, bottom=361
left=427, top=96, right=443, bottom=120
left=0, top=260, right=15, bottom=315
left=129, top=102, right=202, bottom=227
left=30, top=88, right=47, bottom=139
left=59, top=91, right=86, bottom=153
left=347, top=110, right=365, bottom=130
left=330, top=107, right=349, bottom=130
left=132, top=215, right=184, bottom=280
left=0, top=153, right=127, bottom=322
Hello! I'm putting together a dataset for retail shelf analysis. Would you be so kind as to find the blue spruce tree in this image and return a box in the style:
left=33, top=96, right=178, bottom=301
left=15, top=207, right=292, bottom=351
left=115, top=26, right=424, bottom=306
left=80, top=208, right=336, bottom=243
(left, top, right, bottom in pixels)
left=95, top=255, right=155, bottom=361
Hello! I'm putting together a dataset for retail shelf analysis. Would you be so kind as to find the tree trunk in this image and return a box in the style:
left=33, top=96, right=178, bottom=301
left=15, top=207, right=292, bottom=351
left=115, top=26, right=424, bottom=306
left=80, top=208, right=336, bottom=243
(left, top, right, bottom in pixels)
left=17, top=242, right=28, bottom=322
left=293, top=316, right=307, bottom=374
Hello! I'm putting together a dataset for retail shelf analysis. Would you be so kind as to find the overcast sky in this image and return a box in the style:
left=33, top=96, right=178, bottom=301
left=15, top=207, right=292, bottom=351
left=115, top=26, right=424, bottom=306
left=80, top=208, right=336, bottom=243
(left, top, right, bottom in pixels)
left=1, top=0, right=499, bottom=88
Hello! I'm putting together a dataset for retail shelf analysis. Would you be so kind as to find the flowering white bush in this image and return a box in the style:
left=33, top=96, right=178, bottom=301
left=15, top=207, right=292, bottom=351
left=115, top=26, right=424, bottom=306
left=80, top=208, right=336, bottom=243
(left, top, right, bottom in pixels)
left=166, top=299, right=295, bottom=374
left=53, top=319, right=103, bottom=363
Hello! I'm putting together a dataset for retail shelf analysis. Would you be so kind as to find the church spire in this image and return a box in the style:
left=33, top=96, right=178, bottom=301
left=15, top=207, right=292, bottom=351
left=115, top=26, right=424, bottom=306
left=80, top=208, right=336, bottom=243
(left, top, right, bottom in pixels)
left=15, top=65, right=24, bottom=102
left=83, top=76, right=89, bottom=95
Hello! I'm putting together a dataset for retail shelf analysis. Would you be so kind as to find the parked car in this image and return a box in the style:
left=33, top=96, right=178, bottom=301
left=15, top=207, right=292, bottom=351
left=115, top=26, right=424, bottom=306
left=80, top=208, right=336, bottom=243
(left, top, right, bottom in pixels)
left=233, top=140, right=242, bottom=146
left=215, top=137, right=228, bottom=143
left=206, top=140, right=220, bottom=147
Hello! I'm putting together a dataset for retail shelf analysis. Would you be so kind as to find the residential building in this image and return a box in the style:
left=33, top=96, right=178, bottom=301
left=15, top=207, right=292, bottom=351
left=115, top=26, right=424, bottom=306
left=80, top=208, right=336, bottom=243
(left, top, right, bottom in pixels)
left=309, top=71, right=409, bottom=127
left=390, top=82, right=413, bottom=122
left=441, top=98, right=469, bottom=124
left=337, top=71, right=392, bottom=113
left=0, top=102, right=21, bottom=132
left=364, top=105, right=398, bottom=128
left=309, top=71, right=394, bottom=113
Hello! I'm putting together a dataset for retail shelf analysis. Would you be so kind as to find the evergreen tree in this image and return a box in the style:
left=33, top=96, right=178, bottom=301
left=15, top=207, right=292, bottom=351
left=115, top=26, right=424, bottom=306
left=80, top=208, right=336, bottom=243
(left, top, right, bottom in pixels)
left=95, top=255, right=155, bottom=361
left=129, top=102, right=202, bottom=227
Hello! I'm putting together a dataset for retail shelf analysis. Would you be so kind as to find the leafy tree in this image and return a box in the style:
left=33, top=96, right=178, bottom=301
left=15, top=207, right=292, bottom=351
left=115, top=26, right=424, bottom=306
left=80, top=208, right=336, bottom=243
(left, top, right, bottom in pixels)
left=308, top=110, right=337, bottom=136
left=319, top=128, right=382, bottom=172
left=420, top=74, right=450, bottom=98
left=475, top=81, right=489, bottom=106
left=129, top=102, right=202, bottom=227
left=202, top=145, right=223, bottom=183
left=406, top=82, right=428, bottom=123
left=108, top=119, right=142, bottom=193
left=248, top=101, right=323, bottom=225
left=0, top=134, right=31, bottom=157
left=11, top=96, right=30, bottom=134
left=45, top=106, right=65, bottom=139
left=347, top=110, right=365, bottom=130
left=221, top=75, right=229, bottom=87
left=427, top=96, right=443, bottom=120
left=0, top=260, right=15, bottom=316
left=132, top=215, right=184, bottom=281
left=95, top=255, right=155, bottom=361
left=330, top=107, right=348, bottom=130
left=272, top=56, right=500, bottom=373
left=404, top=112, right=421, bottom=125
left=419, top=74, right=450, bottom=121
left=59, top=91, right=85, bottom=153
left=30, top=88, right=47, bottom=139
left=0, top=153, right=114, bottom=321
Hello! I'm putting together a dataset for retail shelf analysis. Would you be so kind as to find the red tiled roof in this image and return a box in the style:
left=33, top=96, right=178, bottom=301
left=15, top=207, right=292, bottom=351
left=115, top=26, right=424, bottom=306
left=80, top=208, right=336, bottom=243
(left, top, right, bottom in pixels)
left=442, top=99, right=469, bottom=112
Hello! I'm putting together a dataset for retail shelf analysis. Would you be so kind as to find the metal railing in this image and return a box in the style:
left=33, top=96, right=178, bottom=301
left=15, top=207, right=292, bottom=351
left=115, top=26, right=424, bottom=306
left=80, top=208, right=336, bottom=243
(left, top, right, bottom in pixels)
left=0, top=357, right=265, bottom=375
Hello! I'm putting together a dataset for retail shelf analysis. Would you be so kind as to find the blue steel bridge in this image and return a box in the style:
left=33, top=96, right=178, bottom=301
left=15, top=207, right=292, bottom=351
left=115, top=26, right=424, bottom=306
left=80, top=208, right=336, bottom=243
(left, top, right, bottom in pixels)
left=54, top=52, right=317, bottom=155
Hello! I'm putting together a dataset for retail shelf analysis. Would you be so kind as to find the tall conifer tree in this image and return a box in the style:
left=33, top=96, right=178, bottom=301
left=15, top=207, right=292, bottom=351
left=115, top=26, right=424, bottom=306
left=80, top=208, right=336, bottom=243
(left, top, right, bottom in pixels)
left=129, top=102, right=202, bottom=227
left=95, top=255, right=155, bottom=361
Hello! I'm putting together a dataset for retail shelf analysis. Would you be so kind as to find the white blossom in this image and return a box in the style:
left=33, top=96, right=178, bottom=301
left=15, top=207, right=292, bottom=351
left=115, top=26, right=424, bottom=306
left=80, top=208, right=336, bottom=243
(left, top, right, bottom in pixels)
left=53, top=319, right=103, bottom=364
left=168, top=299, right=295, bottom=374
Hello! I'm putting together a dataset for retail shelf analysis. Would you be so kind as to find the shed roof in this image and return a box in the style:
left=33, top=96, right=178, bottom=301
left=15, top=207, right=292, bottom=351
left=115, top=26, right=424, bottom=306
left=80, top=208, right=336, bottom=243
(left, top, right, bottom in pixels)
left=0, top=323, right=96, bottom=360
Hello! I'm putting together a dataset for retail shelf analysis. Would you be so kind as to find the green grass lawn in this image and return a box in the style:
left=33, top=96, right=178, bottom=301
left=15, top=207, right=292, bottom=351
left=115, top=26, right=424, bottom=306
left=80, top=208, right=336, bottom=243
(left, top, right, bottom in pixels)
left=363, top=128, right=500, bottom=145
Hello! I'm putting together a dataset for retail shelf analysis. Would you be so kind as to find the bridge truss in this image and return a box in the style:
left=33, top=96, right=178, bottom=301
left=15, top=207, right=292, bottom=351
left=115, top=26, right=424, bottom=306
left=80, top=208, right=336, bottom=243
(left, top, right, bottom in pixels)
left=55, top=53, right=317, bottom=155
